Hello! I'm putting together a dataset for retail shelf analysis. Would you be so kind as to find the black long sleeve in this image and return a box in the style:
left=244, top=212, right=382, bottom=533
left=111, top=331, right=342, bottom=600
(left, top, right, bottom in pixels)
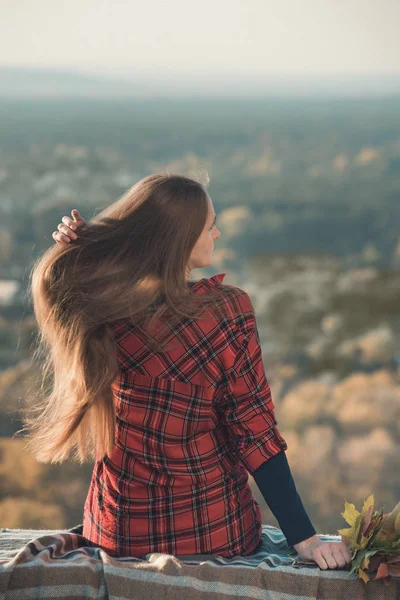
left=252, top=450, right=317, bottom=547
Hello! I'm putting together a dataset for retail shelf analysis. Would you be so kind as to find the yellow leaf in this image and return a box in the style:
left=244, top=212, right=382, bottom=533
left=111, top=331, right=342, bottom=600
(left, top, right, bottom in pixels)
left=359, top=534, right=370, bottom=549
left=341, top=499, right=361, bottom=527
left=360, top=556, right=369, bottom=570
left=361, top=494, right=374, bottom=515
left=395, top=511, right=400, bottom=535
left=337, top=526, right=353, bottom=539
left=350, top=513, right=363, bottom=549
left=358, top=567, right=370, bottom=585
left=376, top=501, right=400, bottom=542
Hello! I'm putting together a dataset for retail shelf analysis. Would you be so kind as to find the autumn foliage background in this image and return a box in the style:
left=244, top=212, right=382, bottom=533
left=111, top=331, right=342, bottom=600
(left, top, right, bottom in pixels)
left=1, top=98, right=400, bottom=535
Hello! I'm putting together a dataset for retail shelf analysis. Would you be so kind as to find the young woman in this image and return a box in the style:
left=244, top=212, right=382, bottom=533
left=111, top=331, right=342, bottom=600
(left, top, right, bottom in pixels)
left=24, top=173, right=351, bottom=569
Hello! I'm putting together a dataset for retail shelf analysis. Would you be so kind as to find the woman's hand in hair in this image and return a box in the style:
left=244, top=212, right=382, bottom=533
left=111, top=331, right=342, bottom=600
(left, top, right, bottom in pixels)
left=52, top=209, right=88, bottom=246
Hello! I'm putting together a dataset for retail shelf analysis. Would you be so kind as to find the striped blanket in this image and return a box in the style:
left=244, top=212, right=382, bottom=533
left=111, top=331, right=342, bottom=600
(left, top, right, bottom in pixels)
left=0, top=524, right=398, bottom=599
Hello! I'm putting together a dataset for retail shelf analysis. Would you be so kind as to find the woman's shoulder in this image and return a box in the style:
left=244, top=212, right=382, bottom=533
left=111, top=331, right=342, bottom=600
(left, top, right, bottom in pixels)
left=109, top=274, right=257, bottom=339
left=192, top=272, right=256, bottom=333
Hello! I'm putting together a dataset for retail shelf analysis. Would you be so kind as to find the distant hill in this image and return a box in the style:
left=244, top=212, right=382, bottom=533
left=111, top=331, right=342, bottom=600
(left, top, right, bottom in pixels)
left=0, top=67, right=137, bottom=98
left=1, top=66, right=400, bottom=98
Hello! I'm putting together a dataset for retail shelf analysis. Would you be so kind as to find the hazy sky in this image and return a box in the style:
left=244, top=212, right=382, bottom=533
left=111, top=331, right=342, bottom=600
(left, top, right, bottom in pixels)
left=1, top=0, right=399, bottom=78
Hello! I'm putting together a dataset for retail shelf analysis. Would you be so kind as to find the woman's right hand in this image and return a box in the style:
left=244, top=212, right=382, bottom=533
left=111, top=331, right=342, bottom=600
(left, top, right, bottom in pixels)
left=293, top=534, right=353, bottom=570
left=52, top=209, right=88, bottom=247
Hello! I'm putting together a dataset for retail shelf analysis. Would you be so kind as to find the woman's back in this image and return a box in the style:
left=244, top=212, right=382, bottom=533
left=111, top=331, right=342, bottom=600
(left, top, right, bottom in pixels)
left=82, top=273, right=288, bottom=558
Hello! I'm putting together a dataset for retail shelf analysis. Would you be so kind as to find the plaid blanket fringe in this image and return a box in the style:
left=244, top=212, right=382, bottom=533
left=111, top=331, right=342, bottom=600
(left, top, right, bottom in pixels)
left=1, top=524, right=398, bottom=599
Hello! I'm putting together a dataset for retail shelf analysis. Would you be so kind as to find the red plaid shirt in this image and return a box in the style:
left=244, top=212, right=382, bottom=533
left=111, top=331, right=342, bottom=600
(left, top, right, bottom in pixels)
left=83, top=273, right=288, bottom=558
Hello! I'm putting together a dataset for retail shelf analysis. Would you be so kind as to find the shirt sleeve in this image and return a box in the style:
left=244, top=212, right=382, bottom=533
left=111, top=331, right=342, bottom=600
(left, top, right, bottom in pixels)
left=219, top=322, right=288, bottom=475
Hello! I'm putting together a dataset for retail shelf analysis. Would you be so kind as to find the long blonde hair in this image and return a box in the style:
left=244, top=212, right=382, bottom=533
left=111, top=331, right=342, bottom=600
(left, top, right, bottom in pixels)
left=16, top=174, right=226, bottom=465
